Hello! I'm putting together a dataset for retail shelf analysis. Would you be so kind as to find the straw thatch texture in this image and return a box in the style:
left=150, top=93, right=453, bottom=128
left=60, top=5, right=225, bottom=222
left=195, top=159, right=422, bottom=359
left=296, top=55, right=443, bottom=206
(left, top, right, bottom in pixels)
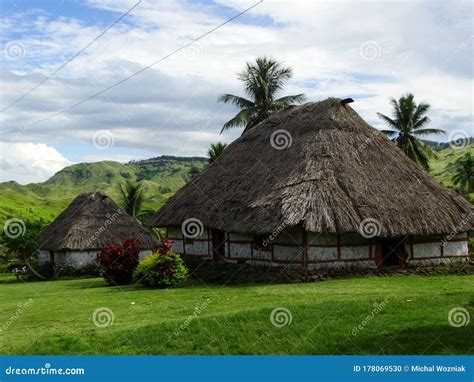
left=150, top=98, right=473, bottom=237
left=39, top=192, right=158, bottom=251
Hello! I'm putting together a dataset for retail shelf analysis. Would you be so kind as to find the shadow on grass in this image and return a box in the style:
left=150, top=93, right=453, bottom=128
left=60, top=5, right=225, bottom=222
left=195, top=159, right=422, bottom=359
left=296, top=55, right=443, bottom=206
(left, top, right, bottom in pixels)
left=340, top=325, right=474, bottom=355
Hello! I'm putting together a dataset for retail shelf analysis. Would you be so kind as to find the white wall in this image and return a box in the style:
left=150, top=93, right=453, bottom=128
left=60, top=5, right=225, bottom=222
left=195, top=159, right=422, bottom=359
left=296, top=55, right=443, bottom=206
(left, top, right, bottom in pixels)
left=38, top=249, right=153, bottom=268
left=167, top=225, right=471, bottom=270
left=407, top=234, right=469, bottom=266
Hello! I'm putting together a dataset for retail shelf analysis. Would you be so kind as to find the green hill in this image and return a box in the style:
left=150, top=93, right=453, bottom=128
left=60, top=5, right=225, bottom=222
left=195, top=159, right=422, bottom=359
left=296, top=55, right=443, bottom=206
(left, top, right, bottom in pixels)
left=429, top=144, right=473, bottom=199
left=0, top=156, right=207, bottom=224
left=0, top=144, right=472, bottom=226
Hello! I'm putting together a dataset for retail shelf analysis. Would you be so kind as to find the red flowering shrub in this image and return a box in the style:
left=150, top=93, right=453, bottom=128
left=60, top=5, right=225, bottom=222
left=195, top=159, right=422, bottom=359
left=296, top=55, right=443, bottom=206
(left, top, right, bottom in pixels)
left=160, top=237, right=173, bottom=255
left=97, top=237, right=139, bottom=285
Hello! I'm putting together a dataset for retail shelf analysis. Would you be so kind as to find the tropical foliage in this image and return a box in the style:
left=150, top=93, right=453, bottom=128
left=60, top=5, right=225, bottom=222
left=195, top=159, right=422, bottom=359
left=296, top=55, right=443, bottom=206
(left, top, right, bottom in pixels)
left=377, top=93, right=445, bottom=169
left=0, top=220, right=47, bottom=279
left=119, top=181, right=147, bottom=219
left=218, top=57, right=306, bottom=133
left=208, top=142, right=228, bottom=163
left=449, top=152, right=473, bottom=194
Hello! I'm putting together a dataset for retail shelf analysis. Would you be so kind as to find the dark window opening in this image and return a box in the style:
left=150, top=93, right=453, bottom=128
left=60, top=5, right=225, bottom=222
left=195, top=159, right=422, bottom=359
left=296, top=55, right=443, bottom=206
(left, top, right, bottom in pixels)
left=380, top=238, right=406, bottom=267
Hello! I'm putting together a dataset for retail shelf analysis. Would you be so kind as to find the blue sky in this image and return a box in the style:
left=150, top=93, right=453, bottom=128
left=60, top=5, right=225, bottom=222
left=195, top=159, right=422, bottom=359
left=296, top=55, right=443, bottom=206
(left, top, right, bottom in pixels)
left=0, top=0, right=472, bottom=184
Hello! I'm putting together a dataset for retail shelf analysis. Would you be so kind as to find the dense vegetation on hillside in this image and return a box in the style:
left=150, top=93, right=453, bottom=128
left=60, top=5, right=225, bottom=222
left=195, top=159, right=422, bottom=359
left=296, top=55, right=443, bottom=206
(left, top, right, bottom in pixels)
left=429, top=144, right=473, bottom=192
left=0, top=156, right=207, bottom=223
left=0, top=145, right=472, bottom=225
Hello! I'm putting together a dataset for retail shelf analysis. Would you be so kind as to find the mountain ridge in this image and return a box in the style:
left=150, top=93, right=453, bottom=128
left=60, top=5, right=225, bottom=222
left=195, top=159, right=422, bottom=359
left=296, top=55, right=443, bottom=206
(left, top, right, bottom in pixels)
left=0, top=145, right=472, bottom=224
left=0, top=156, right=208, bottom=223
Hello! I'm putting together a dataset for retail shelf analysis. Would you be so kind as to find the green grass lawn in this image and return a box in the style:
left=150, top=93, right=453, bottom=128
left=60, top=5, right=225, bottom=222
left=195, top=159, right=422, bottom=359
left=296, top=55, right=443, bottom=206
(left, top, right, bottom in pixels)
left=0, top=274, right=472, bottom=355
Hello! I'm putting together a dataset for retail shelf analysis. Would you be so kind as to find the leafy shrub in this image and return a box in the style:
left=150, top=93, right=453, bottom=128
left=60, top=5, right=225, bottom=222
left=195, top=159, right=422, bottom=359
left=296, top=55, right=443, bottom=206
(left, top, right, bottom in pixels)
left=134, top=251, right=188, bottom=288
left=1, top=220, right=47, bottom=278
left=97, top=238, right=139, bottom=285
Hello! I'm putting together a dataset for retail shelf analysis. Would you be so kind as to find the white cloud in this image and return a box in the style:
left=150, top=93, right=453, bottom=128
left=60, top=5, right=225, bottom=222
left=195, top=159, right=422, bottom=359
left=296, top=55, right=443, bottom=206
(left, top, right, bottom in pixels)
left=0, top=142, right=72, bottom=184
left=0, top=0, right=472, bottom=184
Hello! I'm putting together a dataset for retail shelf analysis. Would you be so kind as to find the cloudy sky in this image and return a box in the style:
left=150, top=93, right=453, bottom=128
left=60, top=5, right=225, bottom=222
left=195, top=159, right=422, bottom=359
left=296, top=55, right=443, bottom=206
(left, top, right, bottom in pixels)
left=0, top=0, right=472, bottom=184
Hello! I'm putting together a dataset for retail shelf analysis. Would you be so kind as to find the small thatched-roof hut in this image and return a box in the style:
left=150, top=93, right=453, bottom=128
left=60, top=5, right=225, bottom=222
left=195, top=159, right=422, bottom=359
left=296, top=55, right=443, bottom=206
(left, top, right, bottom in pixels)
left=150, top=98, right=473, bottom=270
left=38, top=192, right=158, bottom=268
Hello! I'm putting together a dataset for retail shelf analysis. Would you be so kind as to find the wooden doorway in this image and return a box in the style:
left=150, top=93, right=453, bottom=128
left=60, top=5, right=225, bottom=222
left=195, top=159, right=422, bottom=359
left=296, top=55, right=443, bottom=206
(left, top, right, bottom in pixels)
left=376, top=237, right=406, bottom=268
left=211, top=229, right=226, bottom=262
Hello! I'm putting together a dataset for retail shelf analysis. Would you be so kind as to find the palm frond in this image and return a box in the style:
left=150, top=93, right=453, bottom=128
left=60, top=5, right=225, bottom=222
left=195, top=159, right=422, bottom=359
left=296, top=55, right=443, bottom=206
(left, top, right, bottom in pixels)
left=220, top=108, right=257, bottom=133
left=377, top=113, right=400, bottom=130
left=217, top=94, right=254, bottom=109
left=412, top=127, right=446, bottom=136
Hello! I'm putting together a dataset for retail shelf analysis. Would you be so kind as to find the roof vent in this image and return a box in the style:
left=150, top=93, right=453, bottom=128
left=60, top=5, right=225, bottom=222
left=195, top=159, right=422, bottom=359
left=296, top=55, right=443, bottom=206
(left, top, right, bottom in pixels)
left=341, top=98, right=354, bottom=106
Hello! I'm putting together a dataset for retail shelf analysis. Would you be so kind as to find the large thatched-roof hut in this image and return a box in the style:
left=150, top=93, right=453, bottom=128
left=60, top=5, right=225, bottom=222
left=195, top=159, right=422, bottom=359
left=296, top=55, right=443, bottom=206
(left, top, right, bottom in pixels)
left=38, top=192, right=158, bottom=268
left=150, top=98, right=473, bottom=270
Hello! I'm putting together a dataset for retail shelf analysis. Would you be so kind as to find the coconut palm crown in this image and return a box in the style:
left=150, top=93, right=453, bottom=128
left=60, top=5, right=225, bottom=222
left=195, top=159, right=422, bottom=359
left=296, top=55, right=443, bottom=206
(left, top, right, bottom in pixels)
left=119, top=181, right=146, bottom=220
left=208, top=142, right=228, bottom=163
left=450, top=152, right=473, bottom=195
left=377, top=93, right=445, bottom=170
left=218, top=57, right=306, bottom=133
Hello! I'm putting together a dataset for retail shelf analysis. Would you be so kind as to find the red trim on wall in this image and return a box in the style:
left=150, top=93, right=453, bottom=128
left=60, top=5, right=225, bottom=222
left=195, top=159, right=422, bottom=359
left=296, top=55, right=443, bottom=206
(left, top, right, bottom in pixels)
left=271, top=239, right=275, bottom=262
left=411, top=255, right=469, bottom=261
left=302, top=230, right=308, bottom=267
left=207, top=228, right=211, bottom=257
left=308, top=257, right=374, bottom=264
left=336, top=235, right=341, bottom=260
left=174, top=232, right=469, bottom=265
left=412, top=237, right=468, bottom=245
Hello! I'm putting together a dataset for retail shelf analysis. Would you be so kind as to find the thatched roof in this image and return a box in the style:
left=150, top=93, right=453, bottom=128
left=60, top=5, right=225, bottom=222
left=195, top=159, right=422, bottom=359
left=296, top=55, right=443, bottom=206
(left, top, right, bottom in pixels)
left=150, top=98, right=473, bottom=237
left=39, top=192, right=158, bottom=251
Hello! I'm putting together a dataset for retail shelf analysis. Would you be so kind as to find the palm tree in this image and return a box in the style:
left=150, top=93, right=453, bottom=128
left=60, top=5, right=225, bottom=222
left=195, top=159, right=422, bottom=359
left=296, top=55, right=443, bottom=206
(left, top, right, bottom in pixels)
left=208, top=142, right=228, bottom=163
left=119, top=181, right=146, bottom=220
left=377, top=93, right=445, bottom=170
left=450, top=153, right=473, bottom=194
left=218, top=57, right=306, bottom=133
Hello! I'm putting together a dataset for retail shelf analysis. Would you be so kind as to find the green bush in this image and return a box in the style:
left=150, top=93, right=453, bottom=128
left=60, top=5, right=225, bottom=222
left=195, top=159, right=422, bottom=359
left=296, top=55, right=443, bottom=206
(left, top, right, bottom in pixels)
left=134, top=252, right=188, bottom=288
